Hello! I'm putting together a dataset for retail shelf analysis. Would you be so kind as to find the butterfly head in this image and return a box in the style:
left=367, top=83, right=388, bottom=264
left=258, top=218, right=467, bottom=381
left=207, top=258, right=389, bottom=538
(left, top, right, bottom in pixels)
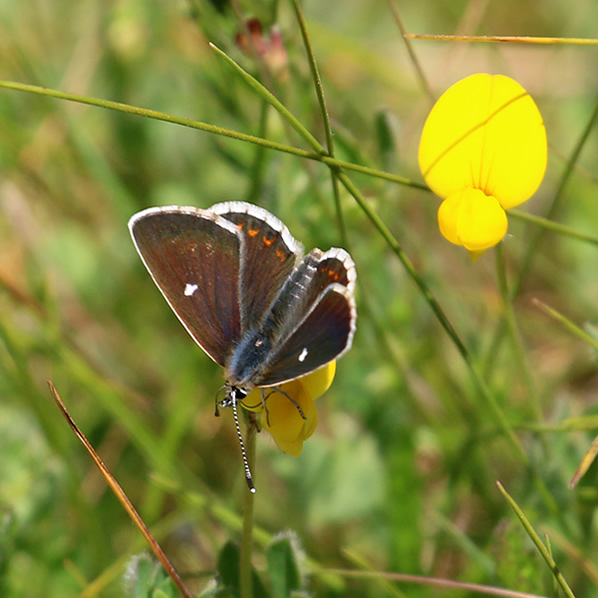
left=216, top=384, right=250, bottom=412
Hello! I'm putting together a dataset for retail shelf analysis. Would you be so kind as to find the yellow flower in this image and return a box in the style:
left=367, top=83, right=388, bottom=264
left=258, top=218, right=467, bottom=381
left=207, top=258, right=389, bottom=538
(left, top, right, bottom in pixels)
left=242, top=362, right=336, bottom=457
left=419, top=73, right=547, bottom=252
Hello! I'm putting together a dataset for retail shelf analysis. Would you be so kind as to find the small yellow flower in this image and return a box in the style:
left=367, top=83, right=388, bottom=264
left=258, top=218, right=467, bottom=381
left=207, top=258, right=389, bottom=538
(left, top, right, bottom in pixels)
left=242, top=362, right=336, bottom=456
left=419, top=73, right=547, bottom=252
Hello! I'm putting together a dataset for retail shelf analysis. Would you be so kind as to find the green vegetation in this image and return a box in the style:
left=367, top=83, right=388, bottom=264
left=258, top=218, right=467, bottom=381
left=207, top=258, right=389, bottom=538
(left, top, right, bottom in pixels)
left=1, top=0, right=597, bottom=596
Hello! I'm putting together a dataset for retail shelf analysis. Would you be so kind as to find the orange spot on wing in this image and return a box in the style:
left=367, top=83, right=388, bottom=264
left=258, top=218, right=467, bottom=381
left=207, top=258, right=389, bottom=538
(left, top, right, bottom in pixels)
left=263, top=235, right=275, bottom=246
left=248, top=228, right=259, bottom=237
left=275, top=249, right=287, bottom=261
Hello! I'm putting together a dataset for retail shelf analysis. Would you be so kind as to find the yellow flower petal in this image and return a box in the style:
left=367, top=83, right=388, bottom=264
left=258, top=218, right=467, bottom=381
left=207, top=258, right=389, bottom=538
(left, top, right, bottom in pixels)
left=260, top=380, right=318, bottom=457
left=299, top=361, right=336, bottom=401
left=438, top=188, right=508, bottom=251
left=437, top=192, right=462, bottom=245
left=419, top=74, right=547, bottom=209
left=241, top=361, right=336, bottom=455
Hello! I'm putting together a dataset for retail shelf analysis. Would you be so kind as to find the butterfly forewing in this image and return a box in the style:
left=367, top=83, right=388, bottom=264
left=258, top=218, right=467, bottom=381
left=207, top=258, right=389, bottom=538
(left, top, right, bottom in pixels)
left=210, top=202, right=302, bottom=333
left=129, top=207, right=243, bottom=366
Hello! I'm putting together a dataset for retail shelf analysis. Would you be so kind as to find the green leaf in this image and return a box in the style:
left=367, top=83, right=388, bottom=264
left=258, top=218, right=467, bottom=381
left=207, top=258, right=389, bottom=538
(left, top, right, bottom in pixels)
left=123, top=554, right=179, bottom=598
left=217, top=541, right=241, bottom=597
left=217, top=541, right=271, bottom=598
left=266, top=532, right=305, bottom=598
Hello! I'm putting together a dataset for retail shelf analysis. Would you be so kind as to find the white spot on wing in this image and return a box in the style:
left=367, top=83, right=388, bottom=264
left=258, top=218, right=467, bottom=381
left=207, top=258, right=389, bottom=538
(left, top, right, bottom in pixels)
left=184, top=283, right=198, bottom=296
left=298, top=348, right=308, bottom=362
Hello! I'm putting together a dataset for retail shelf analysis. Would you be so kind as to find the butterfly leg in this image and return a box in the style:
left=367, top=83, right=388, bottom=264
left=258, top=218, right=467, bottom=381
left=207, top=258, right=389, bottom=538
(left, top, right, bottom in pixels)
left=260, top=387, right=307, bottom=426
left=215, top=384, right=232, bottom=417
left=260, top=389, right=273, bottom=426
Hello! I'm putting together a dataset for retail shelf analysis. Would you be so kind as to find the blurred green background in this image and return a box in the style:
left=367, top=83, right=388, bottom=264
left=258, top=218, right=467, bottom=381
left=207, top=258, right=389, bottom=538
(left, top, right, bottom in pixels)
left=1, top=0, right=598, bottom=596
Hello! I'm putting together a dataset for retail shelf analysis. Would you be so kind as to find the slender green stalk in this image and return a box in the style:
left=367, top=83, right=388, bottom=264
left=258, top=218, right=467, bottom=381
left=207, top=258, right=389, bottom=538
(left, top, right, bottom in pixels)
left=544, top=535, right=559, bottom=597
left=509, top=209, right=598, bottom=245
left=210, top=43, right=323, bottom=154
left=494, top=243, right=542, bottom=424
left=0, top=80, right=424, bottom=188
left=216, top=8, right=332, bottom=211
left=335, top=172, right=525, bottom=458
left=289, top=0, right=333, bottom=158
left=533, top=298, right=598, bottom=351
left=387, top=0, right=435, bottom=103
left=290, top=0, right=347, bottom=245
left=336, top=172, right=468, bottom=356
left=496, top=482, right=576, bottom=598
left=240, top=423, right=256, bottom=598
left=338, top=177, right=562, bottom=521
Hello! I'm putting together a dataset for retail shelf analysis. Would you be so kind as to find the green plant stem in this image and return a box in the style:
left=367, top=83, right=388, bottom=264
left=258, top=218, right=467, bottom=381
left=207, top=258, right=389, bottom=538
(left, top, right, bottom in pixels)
left=509, top=209, right=598, bottom=245
left=387, top=0, right=435, bottom=103
left=334, top=175, right=465, bottom=355
left=0, top=80, right=424, bottom=189
left=494, top=243, right=543, bottom=424
left=335, top=173, right=522, bottom=452
left=210, top=43, right=323, bottom=154
left=290, top=0, right=347, bottom=245
left=338, top=174, right=564, bottom=521
left=240, top=422, right=256, bottom=598
left=533, top=298, right=598, bottom=350
left=210, top=38, right=339, bottom=223
left=290, top=0, right=333, bottom=157
left=496, top=482, right=576, bottom=598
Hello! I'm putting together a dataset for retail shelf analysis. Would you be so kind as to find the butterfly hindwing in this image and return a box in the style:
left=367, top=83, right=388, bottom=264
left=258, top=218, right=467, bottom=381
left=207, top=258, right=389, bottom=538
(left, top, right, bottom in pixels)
left=258, top=283, right=356, bottom=386
left=226, top=247, right=356, bottom=387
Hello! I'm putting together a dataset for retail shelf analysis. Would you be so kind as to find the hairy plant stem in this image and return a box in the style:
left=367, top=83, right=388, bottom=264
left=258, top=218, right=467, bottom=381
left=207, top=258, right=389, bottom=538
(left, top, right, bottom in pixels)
left=240, top=422, right=256, bottom=598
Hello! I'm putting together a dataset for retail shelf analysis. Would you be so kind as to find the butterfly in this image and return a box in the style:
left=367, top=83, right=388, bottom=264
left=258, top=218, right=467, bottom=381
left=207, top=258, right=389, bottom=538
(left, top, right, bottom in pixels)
left=129, top=202, right=357, bottom=491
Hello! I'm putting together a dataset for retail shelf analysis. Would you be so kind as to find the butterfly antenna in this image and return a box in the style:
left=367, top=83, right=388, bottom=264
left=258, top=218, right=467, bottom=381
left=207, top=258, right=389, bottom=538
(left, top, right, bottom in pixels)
left=232, top=396, right=256, bottom=494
